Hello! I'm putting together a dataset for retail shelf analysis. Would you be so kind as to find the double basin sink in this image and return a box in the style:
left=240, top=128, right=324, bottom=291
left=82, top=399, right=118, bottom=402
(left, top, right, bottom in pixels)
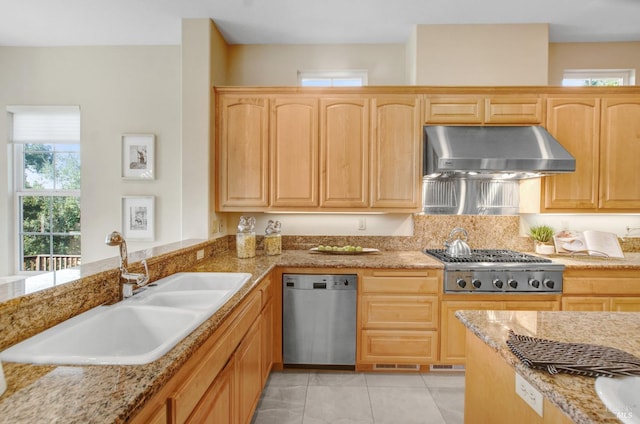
left=0, top=272, right=251, bottom=366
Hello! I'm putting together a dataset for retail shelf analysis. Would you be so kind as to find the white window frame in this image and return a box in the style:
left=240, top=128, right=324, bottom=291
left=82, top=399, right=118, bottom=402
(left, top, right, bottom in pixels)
left=562, top=69, right=636, bottom=86
left=298, top=70, right=368, bottom=87
left=8, top=106, right=81, bottom=274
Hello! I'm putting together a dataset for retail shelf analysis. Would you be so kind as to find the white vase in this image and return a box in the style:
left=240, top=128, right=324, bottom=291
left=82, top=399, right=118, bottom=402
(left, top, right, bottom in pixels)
left=535, top=243, right=555, bottom=255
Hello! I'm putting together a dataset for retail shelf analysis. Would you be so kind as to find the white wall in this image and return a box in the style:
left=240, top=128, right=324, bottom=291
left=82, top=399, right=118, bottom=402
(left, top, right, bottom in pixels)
left=227, top=44, right=407, bottom=85
left=0, top=46, right=182, bottom=274
left=413, top=24, right=549, bottom=85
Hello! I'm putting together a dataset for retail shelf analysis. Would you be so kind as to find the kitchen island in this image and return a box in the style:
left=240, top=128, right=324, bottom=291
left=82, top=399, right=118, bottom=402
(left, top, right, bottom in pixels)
left=457, top=309, right=640, bottom=423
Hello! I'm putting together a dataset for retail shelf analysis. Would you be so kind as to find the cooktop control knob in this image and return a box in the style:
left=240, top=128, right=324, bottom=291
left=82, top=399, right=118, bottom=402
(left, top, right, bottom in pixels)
left=543, top=279, right=555, bottom=289
left=493, top=279, right=504, bottom=289
left=529, top=279, right=540, bottom=289
left=508, top=279, right=518, bottom=289
left=472, top=279, right=482, bottom=289
left=456, top=278, right=467, bottom=289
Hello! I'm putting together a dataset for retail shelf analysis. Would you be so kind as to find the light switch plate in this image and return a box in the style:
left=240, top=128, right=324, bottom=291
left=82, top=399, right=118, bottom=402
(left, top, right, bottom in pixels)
left=196, top=249, right=205, bottom=260
left=515, top=373, right=543, bottom=416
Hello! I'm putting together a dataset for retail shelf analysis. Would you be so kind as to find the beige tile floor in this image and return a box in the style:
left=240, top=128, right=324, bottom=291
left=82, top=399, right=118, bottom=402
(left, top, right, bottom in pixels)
left=251, top=370, right=464, bottom=424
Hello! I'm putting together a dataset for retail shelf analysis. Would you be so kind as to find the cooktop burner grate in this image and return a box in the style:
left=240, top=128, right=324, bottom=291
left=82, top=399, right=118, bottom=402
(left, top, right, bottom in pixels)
left=424, top=249, right=552, bottom=264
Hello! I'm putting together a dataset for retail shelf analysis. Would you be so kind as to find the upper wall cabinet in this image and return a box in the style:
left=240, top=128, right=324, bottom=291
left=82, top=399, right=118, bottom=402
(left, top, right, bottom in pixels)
left=542, top=97, right=600, bottom=211
left=320, top=97, right=370, bottom=208
left=216, top=90, right=422, bottom=212
left=542, top=95, right=640, bottom=212
left=217, top=95, right=269, bottom=210
left=599, top=97, right=640, bottom=210
left=425, top=95, right=543, bottom=125
left=370, top=96, right=422, bottom=209
left=270, top=97, right=319, bottom=208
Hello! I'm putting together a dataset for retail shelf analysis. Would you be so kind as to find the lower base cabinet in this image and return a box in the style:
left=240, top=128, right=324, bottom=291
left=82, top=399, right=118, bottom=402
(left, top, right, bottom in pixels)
left=131, top=274, right=274, bottom=424
left=440, top=297, right=561, bottom=364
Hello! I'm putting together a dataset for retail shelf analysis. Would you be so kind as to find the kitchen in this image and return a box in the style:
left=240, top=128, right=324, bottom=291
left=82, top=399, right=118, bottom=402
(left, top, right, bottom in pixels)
left=2, top=1, right=640, bottom=423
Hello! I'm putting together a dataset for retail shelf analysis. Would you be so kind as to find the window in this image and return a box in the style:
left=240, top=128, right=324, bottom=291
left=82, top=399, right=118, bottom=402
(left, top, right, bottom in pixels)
left=562, top=69, right=636, bottom=86
left=298, top=70, right=368, bottom=87
left=9, top=106, right=81, bottom=273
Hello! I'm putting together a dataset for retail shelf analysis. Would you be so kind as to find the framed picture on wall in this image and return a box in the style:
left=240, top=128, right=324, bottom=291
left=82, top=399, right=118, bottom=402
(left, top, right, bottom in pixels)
left=122, top=134, right=155, bottom=179
left=122, top=196, right=155, bottom=241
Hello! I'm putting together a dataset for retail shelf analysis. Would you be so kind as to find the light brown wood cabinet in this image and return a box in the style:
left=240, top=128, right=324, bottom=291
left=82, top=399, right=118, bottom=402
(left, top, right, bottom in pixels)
left=217, top=95, right=270, bottom=210
left=320, top=97, right=370, bottom=208
left=440, top=296, right=560, bottom=364
left=542, top=95, right=640, bottom=212
left=425, top=95, right=543, bottom=124
left=131, top=273, right=275, bottom=424
left=465, top=329, right=573, bottom=424
left=370, top=96, right=422, bottom=209
left=561, top=269, right=640, bottom=312
left=270, top=97, right=319, bottom=208
left=357, top=269, right=440, bottom=368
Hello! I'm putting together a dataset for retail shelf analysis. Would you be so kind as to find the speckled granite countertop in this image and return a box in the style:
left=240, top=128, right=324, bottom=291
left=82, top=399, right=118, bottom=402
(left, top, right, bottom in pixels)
left=0, top=250, right=441, bottom=423
left=456, top=310, right=640, bottom=423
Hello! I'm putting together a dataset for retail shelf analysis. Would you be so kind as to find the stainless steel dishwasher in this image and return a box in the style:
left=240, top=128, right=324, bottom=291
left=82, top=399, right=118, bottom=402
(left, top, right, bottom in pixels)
left=282, top=273, right=357, bottom=367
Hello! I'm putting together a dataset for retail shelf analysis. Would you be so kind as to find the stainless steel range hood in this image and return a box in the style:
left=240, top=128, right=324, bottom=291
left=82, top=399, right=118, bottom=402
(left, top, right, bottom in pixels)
left=423, top=125, right=576, bottom=179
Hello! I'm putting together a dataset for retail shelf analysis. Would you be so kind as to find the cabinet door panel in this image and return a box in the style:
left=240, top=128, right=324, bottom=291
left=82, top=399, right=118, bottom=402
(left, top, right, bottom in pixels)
left=320, top=98, right=369, bottom=207
left=360, top=329, right=438, bottom=363
left=425, top=96, right=483, bottom=124
left=610, top=297, right=640, bottom=312
left=218, top=96, right=269, bottom=209
left=485, top=96, right=543, bottom=124
left=370, top=96, right=421, bottom=208
left=543, top=97, right=600, bottom=211
left=599, top=98, right=640, bottom=209
left=271, top=98, right=319, bottom=207
left=361, top=295, right=438, bottom=330
left=236, top=320, right=262, bottom=424
left=561, top=297, right=610, bottom=311
left=186, top=358, right=235, bottom=424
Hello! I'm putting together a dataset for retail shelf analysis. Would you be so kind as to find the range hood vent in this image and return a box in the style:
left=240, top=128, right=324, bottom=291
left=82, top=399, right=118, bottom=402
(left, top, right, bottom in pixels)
left=423, top=125, right=576, bottom=179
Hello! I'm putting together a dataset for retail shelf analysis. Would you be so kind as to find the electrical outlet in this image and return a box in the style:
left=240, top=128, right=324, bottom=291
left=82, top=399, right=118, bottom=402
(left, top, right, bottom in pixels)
left=196, top=249, right=205, bottom=260
left=358, top=217, right=366, bottom=231
left=515, top=373, right=543, bottom=416
left=212, top=219, right=219, bottom=234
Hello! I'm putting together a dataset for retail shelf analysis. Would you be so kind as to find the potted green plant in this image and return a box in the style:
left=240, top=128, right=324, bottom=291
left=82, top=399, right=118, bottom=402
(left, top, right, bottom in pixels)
left=528, top=224, right=555, bottom=255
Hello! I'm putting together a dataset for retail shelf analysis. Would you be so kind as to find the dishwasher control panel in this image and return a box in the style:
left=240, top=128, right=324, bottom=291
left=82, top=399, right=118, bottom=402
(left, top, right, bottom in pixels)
left=283, top=274, right=357, bottom=290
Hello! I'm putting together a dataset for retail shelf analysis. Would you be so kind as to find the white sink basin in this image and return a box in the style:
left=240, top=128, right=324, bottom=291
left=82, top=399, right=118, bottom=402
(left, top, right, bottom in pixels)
left=133, top=290, right=232, bottom=312
left=0, top=272, right=252, bottom=365
left=1, top=305, right=202, bottom=365
left=151, top=272, right=251, bottom=292
left=595, top=376, right=640, bottom=424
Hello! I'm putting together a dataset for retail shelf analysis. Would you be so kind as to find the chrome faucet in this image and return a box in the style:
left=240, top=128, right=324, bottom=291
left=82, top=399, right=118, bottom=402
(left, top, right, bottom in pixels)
left=105, top=230, right=150, bottom=299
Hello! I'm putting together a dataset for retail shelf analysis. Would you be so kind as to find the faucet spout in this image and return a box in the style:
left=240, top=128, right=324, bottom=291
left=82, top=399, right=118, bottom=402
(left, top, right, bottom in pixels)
left=105, top=231, right=150, bottom=300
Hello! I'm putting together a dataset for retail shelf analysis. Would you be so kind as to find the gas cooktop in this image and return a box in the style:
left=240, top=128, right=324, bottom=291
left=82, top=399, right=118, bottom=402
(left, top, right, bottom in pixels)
left=424, top=249, right=552, bottom=264
left=424, top=248, right=564, bottom=293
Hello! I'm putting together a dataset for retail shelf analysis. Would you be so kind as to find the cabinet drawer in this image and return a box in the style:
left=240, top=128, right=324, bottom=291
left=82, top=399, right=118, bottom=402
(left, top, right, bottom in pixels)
left=258, top=276, right=273, bottom=307
left=425, top=96, right=484, bottom=124
left=360, top=295, right=438, bottom=329
left=361, top=275, right=439, bottom=294
left=360, top=329, right=438, bottom=364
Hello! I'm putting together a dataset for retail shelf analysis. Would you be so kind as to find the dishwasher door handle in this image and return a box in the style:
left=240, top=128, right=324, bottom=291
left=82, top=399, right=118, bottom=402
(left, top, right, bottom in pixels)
left=313, top=282, right=327, bottom=289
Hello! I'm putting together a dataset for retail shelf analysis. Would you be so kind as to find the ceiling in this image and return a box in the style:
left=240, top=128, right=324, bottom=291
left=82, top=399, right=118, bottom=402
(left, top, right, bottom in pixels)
left=1, top=0, right=640, bottom=47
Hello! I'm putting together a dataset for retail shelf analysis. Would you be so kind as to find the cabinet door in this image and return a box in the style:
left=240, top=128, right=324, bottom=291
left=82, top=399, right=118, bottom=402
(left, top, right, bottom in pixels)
left=218, top=95, right=269, bottom=209
left=610, top=297, right=640, bottom=312
left=370, top=96, right=422, bottom=209
left=599, top=97, right=640, bottom=210
left=484, top=96, right=543, bottom=124
left=186, top=357, right=235, bottom=424
left=320, top=97, right=369, bottom=207
left=270, top=97, right=319, bottom=208
left=260, top=301, right=274, bottom=384
left=235, top=319, right=262, bottom=424
left=425, top=95, right=484, bottom=124
left=542, top=97, right=600, bottom=211
left=561, top=297, right=610, bottom=311
left=440, top=301, right=502, bottom=364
